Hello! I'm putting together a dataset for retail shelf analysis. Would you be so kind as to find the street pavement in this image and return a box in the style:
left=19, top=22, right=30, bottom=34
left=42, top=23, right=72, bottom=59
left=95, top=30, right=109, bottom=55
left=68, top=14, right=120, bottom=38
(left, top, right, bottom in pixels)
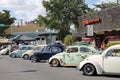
left=0, top=55, right=120, bottom=80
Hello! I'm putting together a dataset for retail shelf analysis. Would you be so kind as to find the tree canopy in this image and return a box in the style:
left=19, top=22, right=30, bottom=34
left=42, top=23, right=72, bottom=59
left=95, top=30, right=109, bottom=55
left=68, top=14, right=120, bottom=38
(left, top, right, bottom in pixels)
left=36, top=0, right=91, bottom=41
left=94, top=0, right=120, bottom=10
left=0, top=10, right=16, bottom=34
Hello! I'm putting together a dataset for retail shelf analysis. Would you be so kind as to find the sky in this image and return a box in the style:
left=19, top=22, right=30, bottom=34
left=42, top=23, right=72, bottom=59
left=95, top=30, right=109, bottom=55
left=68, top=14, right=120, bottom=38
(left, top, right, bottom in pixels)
left=0, top=0, right=118, bottom=22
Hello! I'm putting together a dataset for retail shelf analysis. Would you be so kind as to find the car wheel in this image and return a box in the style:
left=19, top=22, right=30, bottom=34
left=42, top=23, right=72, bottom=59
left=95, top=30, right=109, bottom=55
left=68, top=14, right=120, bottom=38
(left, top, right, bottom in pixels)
left=23, top=54, right=29, bottom=60
left=31, top=56, right=38, bottom=63
left=83, top=64, right=96, bottom=76
left=10, top=53, right=16, bottom=58
left=51, top=59, right=60, bottom=67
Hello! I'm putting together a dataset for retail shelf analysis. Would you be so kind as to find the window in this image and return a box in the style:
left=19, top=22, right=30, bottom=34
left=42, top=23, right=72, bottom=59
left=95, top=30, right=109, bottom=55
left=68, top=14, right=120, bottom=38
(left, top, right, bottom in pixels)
left=107, top=49, right=120, bottom=57
left=27, top=47, right=33, bottom=50
left=19, top=47, right=26, bottom=50
left=80, top=47, right=91, bottom=53
left=51, top=47, right=62, bottom=53
left=106, top=50, right=113, bottom=56
left=67, top=47, right=78, bottom=53
left=42, top=46, right=51, bottom=52
left=34, top=46, right=44, bottom=50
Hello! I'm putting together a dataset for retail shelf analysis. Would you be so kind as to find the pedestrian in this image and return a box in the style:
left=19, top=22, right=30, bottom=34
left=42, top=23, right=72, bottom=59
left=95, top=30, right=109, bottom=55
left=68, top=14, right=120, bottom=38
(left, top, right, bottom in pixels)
left=100, top=42, right=105, bottom=50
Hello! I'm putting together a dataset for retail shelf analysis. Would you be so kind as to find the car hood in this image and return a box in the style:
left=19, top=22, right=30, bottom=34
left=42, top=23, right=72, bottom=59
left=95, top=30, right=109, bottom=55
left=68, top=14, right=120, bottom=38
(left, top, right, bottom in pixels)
left=11, top=50, right=19, bottom=53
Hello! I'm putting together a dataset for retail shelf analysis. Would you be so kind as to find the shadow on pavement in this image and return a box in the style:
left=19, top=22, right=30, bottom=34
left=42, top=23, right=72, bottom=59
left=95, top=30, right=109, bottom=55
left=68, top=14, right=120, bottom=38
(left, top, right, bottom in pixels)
left=20, top=70, right=37, bottom=73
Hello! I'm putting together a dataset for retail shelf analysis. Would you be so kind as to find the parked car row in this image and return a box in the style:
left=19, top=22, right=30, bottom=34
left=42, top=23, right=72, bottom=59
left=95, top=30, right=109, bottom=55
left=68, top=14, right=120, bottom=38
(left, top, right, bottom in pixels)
left=9, top=45, right=34, bottom=58
left=1, top=42, right=120, bottom=76
left=22, top=45, right=46, bottom=60
left=49, top=44, right=102, bottom=67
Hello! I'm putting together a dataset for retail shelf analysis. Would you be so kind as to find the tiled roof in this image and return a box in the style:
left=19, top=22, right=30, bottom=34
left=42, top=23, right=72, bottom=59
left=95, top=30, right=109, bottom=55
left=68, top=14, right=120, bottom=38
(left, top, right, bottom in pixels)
left=5, top=23, right=45, bottom=34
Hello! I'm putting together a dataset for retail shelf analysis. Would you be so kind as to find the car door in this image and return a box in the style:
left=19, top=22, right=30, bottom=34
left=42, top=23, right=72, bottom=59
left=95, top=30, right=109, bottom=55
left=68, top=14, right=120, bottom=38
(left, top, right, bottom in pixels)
left=17, top=47, right=27, bottom=57
left=64, top=47, right=80, bottom=66
left=103, top=49, right=120, bottom=73
left=40, top=46, right=51, bottom=60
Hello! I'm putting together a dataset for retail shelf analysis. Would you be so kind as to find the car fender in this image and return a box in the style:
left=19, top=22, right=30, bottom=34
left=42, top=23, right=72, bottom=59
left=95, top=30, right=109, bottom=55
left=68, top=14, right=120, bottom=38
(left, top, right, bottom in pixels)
left=79, top=60, right=103, bottom=75
left=49, top=54, right=64, bottom=66
left=0, top=48, right=8, bottom=55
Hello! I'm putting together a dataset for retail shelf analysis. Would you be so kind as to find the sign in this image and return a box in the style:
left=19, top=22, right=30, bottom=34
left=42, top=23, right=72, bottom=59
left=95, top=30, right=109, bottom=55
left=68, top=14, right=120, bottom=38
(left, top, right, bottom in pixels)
left=82, top=18, right=100, bottom=25
left=87, top=25, right=93, bottom=36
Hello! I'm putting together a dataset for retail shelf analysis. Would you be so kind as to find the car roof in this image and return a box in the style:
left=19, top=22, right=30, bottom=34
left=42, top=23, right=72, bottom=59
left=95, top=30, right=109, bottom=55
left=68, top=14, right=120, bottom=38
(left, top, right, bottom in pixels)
left=108, top=44, right=120, bottom=49
left=68, top=44, right=95, bottom=48
left=35, top=45, right=46, bottom=47
left=21, top=45, right=34, bottom=47
left=71, top=41, right=91, bottom=46
left=47, top=44, right=64, bottom=47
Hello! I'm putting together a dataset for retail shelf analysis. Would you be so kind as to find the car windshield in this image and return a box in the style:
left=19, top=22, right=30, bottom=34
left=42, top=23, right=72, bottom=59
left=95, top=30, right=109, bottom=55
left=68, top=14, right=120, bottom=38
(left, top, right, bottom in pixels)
left=34, top=46, right=44, bottom=50
left=94, top=46, right=101, bottom=51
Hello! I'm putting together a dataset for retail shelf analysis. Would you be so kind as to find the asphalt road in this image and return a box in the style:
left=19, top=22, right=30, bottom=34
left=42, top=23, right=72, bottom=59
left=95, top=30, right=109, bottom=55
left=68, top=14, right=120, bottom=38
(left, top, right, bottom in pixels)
left=0, top=55, right=120, bottom=80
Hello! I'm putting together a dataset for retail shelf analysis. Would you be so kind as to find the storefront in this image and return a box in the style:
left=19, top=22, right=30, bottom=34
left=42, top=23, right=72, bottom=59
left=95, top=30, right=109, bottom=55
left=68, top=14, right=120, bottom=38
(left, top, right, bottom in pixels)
left=78, top=6, right=120, bottom=47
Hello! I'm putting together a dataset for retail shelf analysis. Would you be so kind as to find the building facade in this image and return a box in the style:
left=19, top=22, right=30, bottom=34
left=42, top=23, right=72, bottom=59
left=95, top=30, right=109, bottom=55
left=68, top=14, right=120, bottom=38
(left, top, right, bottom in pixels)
left=5, top=22, right=58, bottom=45
left=78, top=6, right=120, bottom=47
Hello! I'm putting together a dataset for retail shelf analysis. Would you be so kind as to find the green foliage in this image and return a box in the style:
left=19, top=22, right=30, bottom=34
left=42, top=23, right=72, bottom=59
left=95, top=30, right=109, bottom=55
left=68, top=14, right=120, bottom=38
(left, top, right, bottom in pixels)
left=64, top=35, right=75, bottom=46
left=0, top=10, right=16, bottom=34
left=94, top=0, right=120, bottom=10
left=106, top=42, right=120, bottom=47
left=36, top=0, right=91, bottom=41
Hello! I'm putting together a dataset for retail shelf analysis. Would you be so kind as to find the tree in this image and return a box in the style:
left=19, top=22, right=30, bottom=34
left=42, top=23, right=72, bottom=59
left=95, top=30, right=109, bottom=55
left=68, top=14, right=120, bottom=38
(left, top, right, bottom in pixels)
left=64, top=35, right=75, bottom=46
left=94, top=0, right=120, bottom=10
left=0, top=10, right=16, bottom=34
left=36, top=0, right=91, bottom=41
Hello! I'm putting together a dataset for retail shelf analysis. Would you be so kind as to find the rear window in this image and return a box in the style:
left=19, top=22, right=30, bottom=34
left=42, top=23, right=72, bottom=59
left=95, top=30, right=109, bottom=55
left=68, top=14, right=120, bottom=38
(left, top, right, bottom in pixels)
left=80, top=47, right=91, bottom=53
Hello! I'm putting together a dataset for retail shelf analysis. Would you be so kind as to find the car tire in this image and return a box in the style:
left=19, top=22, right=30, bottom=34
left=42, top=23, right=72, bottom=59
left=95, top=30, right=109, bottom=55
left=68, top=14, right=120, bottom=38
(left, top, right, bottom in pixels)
left=31, top=56, right=38, bottom=63
left=23, top=54, right=29, bottom=60
left=51, top=59, right=60, bottom=67
left=83, top=64, right=96, bottom=76
left=10, top=53, right=16, bottom=58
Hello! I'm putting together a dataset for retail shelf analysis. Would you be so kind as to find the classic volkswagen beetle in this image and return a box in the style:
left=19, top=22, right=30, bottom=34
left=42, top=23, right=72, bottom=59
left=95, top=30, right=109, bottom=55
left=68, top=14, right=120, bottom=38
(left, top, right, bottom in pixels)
left=78, top=44, right=120, bottom=76
left=49, top=43, right=102, bottom=67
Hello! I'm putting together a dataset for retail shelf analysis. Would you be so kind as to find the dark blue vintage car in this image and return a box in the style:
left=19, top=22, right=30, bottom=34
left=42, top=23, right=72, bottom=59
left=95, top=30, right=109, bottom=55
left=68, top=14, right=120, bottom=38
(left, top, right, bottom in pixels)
left=30, top=44, right=65, bottom=62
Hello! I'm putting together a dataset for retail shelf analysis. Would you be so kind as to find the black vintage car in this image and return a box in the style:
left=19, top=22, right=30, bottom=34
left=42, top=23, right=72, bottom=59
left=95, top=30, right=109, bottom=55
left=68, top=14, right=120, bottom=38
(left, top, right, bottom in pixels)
left=30, top=44, right=65, bottom=63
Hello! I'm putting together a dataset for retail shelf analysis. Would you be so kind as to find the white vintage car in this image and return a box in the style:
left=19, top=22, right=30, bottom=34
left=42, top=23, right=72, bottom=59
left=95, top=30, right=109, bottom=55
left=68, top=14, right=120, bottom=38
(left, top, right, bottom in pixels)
left=78, top=44, right=120, bottom=76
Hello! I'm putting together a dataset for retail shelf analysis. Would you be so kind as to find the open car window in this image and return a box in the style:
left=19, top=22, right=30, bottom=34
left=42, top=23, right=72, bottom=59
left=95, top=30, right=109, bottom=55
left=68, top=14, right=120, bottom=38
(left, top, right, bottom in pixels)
left=80, top=47, right=91, bottom=53
left=67, top=47, right=78, bottom=53
left=107, top=49, right=120, bottom=57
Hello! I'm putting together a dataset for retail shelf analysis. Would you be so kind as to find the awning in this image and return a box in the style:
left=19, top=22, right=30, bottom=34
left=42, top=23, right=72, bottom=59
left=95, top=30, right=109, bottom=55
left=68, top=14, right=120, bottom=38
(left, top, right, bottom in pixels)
left=82, top=37, right=94, bottom=41
left=10, top=34, right=35, bottom=41
left=105, top=35, right=120, bottom=39
left=0, top=38, right=11, bottom=43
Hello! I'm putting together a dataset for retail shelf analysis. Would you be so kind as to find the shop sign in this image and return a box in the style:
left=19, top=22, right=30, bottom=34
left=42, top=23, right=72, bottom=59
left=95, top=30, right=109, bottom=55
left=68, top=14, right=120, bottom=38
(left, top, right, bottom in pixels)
left=82, top=37, right=94, bottom=41
left=87, top=25, right=93, bottom=36
left=82, top=18, right=100, bottom=25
